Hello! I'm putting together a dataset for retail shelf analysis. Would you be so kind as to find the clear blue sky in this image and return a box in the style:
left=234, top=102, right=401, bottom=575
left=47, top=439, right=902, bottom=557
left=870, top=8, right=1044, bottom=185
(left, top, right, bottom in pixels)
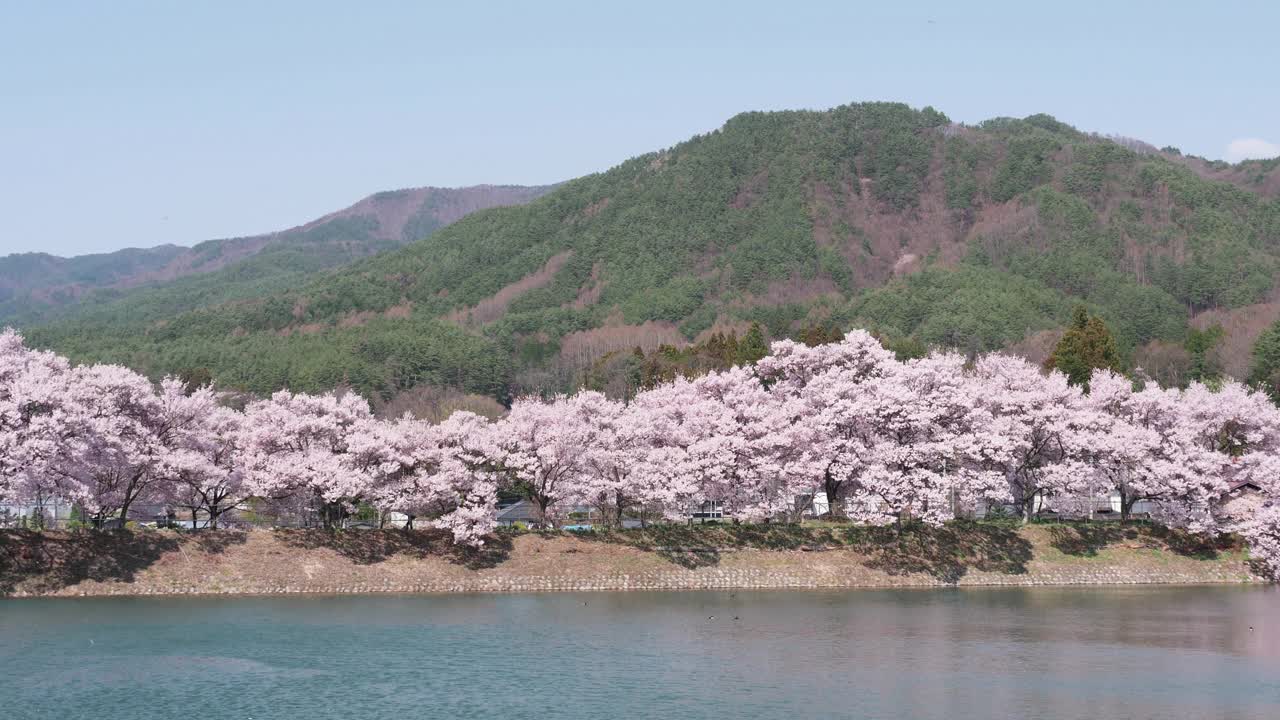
left=2, top=0, right=1277, bottom=256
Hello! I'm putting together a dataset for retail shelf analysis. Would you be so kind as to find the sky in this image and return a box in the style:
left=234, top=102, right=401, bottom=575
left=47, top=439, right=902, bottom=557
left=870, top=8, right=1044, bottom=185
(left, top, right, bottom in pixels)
left=2, top=0, right=1278, bottom=257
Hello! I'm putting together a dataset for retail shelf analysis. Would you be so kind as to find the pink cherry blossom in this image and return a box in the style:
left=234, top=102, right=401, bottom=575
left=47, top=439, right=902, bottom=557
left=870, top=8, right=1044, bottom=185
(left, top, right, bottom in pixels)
left=0, top=328, right=72, bottom=505
left=969, top=354, right=1088, bottom=521
left=350, top=411, right=500, bottom=545
left=155, top=379, right=246, bottom=529
left=4, top=323, right=1280, bottom=570
left=239, top=389, right=374, bottom=528
left=494, top=392, right=613, bottom=526
left=1078, top=371, right=1228, bottom=529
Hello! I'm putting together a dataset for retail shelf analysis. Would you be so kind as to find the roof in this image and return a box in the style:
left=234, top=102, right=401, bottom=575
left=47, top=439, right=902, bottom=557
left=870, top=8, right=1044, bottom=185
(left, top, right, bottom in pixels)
left=496, top=499, right=541, bottom=522
left=1228, top=480, right=1264, bottom=493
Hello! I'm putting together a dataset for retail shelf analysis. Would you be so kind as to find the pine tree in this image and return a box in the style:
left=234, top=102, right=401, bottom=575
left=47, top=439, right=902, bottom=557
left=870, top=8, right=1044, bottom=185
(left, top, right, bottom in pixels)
left=722, top=332, right=741, bottom=368
left=1185, top=324, right=1223, bottom=384
left=739, top=323, right=769, bottom=365
left=1045, top=305, right=1122, bottom=388
left=798, top=323, right=845, bottom=348
left=1249, top=320, right=1280, bottom=401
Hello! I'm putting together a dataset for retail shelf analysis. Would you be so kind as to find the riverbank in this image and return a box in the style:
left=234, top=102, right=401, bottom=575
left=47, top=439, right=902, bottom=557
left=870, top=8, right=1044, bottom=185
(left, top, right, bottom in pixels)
left=0, top=523, right=1266, bottom=597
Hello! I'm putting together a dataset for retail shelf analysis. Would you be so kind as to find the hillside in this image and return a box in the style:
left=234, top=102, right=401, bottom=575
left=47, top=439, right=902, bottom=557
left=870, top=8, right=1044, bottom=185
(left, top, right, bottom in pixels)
left=0, top=245, right=188, bottom=319
left=0, top=184, right=553, bottom=326
left=22, top=103, right=1280, bottom=402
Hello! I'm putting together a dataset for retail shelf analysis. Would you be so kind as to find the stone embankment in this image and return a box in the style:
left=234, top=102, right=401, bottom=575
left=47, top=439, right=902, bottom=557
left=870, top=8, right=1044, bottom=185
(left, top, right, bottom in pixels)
left=0, top=524, right=1265, bottom=598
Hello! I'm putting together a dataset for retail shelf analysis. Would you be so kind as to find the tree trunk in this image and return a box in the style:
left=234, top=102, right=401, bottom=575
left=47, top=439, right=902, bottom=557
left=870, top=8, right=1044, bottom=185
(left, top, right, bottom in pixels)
left=823, top=470, right=843, bottom=518
left=534, top=496, right=551, bottom=528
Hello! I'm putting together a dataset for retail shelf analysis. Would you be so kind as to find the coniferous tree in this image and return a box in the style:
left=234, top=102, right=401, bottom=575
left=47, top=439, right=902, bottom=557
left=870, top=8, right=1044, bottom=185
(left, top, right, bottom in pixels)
left=1249, top=320, right=1280, bottom=401
left=1184, top=325, right=1223, bottom=384
left=1045, top=306, right=1122, bottom=388
left=739, top=323, right=769, bottom=365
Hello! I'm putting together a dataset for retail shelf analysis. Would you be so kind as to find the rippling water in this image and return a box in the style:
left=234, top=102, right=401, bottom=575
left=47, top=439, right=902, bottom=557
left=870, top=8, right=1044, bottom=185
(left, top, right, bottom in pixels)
left=1, top=587, right=1277, bottom=719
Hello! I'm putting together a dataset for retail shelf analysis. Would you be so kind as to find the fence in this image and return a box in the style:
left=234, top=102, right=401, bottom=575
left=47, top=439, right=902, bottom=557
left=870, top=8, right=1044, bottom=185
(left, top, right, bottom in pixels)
left=976, top=497, right=1157, bottom=521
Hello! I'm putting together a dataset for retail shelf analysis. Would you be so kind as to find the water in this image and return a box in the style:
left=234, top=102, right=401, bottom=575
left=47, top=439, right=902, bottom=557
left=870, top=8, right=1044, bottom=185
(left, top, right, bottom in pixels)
left=1, top=587, right=1277, bottom=720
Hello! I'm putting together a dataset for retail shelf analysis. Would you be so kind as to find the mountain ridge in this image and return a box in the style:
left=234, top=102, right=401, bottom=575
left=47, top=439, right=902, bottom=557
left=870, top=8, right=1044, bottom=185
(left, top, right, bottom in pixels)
left=0, top=183, right=555, bottom=325
left=19, top=102, right=1280, bottom=404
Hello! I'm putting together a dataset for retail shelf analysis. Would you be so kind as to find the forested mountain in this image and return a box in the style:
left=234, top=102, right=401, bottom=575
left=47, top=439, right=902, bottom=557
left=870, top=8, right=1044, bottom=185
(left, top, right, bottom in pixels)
left=0, top=184, right=553, bottom=326
left=21, top=103, right=1280, bottom=405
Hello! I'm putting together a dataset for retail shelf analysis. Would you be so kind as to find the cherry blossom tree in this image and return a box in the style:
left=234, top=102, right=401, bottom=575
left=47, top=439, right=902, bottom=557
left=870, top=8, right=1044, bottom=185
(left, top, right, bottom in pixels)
left=239, top=390, right=373, bottom=529
left=762, top=331, right=898, bottom=517
left=844, top=353, right=1005, bottom=527
left=1180, top=381, right=1280, bottom=499
left=347, top=415, right=434, bottom=528
left=351, top=411, right=500, bottom=545
left=690, top=366, right=817, bottom=522
left=432, top=407, right=506, bottom=540
left=1079, top=371, right=1226, bottom=526
left=34, top=364, right=190, bottom=528
left=495, top=392, right=612, bottom=526
left=620, top=378, right=722, bottom=522
left=424, top=411, right=503, bottom=544
left=1183, top=381, right=1280, bottom=455
left=157, top=380, right=246, bottom=529
left=569, top=394, right=647, bottom=527
left=755, top=330, right=895, bottom=393
left=0, top=328, right=71, bottom=508
left=970, top=354, right=1089, bottom=522
left=1236, top=503, right=1280, bottom=581
left=7, top=319, right=1280, bottom=570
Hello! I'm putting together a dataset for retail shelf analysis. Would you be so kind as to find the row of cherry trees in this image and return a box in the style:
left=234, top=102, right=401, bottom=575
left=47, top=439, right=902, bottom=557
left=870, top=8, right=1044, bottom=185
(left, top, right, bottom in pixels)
left=2, top=327, right=1278, bottom=577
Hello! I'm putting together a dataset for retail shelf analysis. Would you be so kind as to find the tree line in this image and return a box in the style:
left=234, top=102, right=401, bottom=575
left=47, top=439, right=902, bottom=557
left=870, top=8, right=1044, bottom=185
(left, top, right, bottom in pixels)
left=1, top=326, right=1278, bottom=580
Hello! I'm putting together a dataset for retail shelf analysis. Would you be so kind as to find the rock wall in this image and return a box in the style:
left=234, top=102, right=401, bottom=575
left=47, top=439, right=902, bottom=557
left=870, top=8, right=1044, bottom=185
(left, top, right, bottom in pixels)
left=1, top=526, right=1265, bottom=598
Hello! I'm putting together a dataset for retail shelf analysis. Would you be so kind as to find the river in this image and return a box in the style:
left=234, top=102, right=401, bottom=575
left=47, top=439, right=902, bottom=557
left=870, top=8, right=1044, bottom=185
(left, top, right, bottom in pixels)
left=1, top=587, right=1277, bottom=719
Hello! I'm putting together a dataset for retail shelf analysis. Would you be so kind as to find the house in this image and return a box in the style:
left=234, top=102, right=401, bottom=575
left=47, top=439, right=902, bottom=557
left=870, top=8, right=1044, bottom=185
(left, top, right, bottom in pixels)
left=978, top=493, right=1156, bottom=521
left=128, top=503, right=177, bottom=526
left=1219, top=480, right=1267, bottom=523
left=381, top=511, right=412, bottom=529
left=496, top=499, right=542, bottom=527
left=165, top=518, right=215, bottom=530
left=796, top=494, right=830, bottom=518
left=690, top=500, right=724, bottom=523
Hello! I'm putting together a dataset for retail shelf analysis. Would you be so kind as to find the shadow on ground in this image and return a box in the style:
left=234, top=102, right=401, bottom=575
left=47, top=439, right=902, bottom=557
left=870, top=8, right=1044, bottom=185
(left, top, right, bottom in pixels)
left=576, top=524, right=837, bottom=569
left=1045, top=523, right=1242, bottom=560
left=843, top=522, right=1033, bottom=583
left=0, top=529, right=248, bottom=594
left=273, top=528, right=512, bottom=570
left=1246, top=558, right=1275, bottom=579
left=573, top=522, right=1032, bottom=581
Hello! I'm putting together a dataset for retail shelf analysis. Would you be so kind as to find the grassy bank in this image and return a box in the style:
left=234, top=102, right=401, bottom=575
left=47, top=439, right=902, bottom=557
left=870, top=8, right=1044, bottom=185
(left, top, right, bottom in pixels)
left=0, top=522, right=1265, bottom=598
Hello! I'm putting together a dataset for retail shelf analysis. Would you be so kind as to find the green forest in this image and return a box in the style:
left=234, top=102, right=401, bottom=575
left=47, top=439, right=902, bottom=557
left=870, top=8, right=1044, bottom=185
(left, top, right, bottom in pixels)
left=17, top=103, right=1280, bottom=404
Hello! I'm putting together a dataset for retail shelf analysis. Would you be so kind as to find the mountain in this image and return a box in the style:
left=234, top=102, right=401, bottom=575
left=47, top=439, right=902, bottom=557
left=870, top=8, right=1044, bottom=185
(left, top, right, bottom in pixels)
left=22, top=103, right=1280, bottom=403
left=0, top=184, right=554, bottom=326
left=0, top=245, right=189, bottom=319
